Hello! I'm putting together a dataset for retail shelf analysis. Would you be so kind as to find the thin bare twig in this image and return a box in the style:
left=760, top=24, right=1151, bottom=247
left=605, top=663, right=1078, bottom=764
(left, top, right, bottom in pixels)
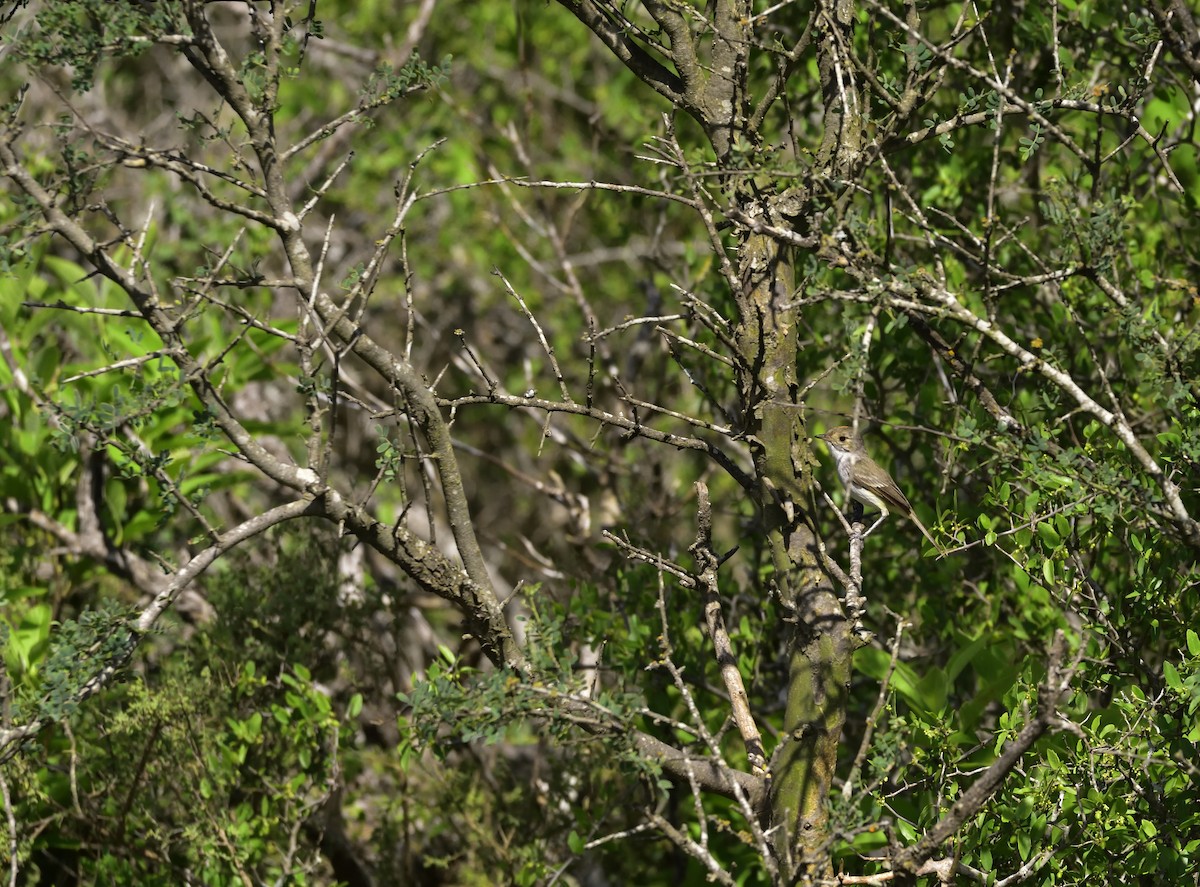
left=494, top=268, right=573, bottom=403
left=691, top=482, right=767, bottom=776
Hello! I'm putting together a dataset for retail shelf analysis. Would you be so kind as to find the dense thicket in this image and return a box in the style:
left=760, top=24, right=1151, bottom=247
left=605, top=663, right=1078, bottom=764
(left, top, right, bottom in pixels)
left=1, top=1, right=1198, bottom=884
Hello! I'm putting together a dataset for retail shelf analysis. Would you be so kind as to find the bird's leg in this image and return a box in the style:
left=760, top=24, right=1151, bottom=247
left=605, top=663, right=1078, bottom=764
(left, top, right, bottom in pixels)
left=862, top=506, right=890, bottom=538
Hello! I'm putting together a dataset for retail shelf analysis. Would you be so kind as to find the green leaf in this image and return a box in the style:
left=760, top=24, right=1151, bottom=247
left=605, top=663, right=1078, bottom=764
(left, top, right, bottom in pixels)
left=568, top=830, right=585, bottom=854
left=1036, top=521, right=1061, bottom=547
left=915, top=667, right=948, bottom=713
left=1017, top=830, right=1032, bottom=861
left=946, top=634, right=988, bottom=683
left=1163, top=660, right=1183, bottom=692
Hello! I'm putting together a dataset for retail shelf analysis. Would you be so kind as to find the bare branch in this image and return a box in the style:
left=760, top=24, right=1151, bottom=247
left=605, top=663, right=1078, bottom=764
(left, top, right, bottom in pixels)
left=691, top=482, right=766, bottom=776
left=557, top=1, right=691, bottom=110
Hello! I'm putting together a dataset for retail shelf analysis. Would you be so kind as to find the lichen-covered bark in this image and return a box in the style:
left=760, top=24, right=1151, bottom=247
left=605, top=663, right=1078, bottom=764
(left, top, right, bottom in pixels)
left=560, top=0, right=868, bottom=876
left=757, top=4, right=865, bottom=872
left=770, top=622, right=853, bottom=872
left=734, top=225, right=851, bottom=878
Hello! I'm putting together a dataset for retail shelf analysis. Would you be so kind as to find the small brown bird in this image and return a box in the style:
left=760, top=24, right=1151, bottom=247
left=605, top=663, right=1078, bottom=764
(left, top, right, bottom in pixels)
left=818, top=425, right=941, bottom=552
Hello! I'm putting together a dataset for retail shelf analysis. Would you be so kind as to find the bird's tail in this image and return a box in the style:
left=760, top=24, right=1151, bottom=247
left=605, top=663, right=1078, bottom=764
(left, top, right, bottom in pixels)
left=908, top=510, right=945, bottom=557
